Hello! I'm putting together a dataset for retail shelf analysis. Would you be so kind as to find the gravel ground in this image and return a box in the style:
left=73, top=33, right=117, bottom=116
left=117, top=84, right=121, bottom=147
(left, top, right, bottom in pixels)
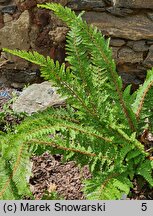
left=29, top=153, right=92, bottom=200
left=29, top=152, right=153, bottom=200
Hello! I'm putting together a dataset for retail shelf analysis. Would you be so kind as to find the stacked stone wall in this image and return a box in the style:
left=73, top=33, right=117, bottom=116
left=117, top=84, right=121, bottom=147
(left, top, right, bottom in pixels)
left=1, top=0, right=153, bottom=89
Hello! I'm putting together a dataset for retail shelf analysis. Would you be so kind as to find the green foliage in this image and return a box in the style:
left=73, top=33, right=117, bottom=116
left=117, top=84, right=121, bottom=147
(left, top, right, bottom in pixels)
left=0, top=97, right=26, bottom=133
left=1, top=3, right=153, bottom=200
left=132, top=69, right=153, bottom=133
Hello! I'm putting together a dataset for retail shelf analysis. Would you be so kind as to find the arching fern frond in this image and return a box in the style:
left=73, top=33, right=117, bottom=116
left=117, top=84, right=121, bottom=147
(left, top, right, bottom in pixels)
left=3, top=49, right=49, bottom=67
left=38, top=2, right=137, bottom=132
left=132, top=69, right=153, bottom=133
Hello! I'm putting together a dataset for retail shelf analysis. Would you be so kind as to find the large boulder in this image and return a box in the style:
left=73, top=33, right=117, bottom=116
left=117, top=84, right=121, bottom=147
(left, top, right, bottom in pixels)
left=13, top=81, right=66, bottom=114
left=0, top=10, right=30, bottom=69
left=0, top=10, right=30, bottom=50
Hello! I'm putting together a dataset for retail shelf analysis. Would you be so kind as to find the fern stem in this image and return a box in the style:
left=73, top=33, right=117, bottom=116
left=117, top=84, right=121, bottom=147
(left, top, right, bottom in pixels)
left=25, top=123, right=112, bottom=143
left=28, top=139, right=97, bottom=157
left=61, top=80, right=99, bottom=118
left=51, top=67, right=99, bottom=118
left=59, top=123, right=112, bottom=142
left=55, top=115, right=80, bottom=124
left=110, top=124, right=145, bottom=152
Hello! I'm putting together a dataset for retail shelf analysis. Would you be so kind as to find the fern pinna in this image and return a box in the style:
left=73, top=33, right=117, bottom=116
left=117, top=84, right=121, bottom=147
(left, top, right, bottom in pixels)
left=1, top=3, right=153, bottom=200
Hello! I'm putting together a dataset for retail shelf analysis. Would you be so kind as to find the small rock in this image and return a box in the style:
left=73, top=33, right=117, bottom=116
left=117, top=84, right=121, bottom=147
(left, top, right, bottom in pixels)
left=119, top=72, right=142, bottom=85
left=143, top=45, right=153, bottom=68
left=118, top=47, right=143, bottom=63
left=13, top=81, right=66, bottom=114
left=107, top=7, right=133, bottom=17
left=127, top=40, right=149, bottom=52
left=1, top=5, right=17, bottom=14
left=113, top=0, right=153, bottom=9
left=121, top=194, right=127, bottom=200
left=146, top=40, right=153, bottom=45
left=68, top=0, right=106, bottom=11
left=10, top=82, right=25, bottom=89
left=0, top=10, right=30, bottom=51
left=110, top=38, right=125, bottom=47
left=35, top=28, right=51, bottom=49
left=0, top=90, right=11, bottom=98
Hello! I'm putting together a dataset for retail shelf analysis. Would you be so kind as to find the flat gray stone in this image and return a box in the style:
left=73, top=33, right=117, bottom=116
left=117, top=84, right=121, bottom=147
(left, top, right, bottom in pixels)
left=114, top=0, right=153, bottom=9
left=127, top=40, right=149, bottom=52
left=107, top=6, right=133, bottom=17
left=110, top=38, right=125, bottom=47
left=118, top=47, right=143, bottom=63
left=83, top=12, right=153, bottom=40
left=13, top=81, right=66, bottom=114
left=68, top=0, right=106, bottom=11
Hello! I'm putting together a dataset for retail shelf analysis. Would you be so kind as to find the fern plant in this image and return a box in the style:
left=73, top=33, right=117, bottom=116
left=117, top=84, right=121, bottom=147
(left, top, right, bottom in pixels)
left=1, top=3, right=153, bottom=200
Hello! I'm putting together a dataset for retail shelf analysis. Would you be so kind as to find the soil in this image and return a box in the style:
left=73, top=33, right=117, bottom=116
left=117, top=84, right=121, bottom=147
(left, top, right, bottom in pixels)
left=29, top=152, right=153, bottom=200
left=29, top=153, right=92, bottom=200
left=129, top=178, right=153, bottom=200
left=0, top=87, right=153, bottom=200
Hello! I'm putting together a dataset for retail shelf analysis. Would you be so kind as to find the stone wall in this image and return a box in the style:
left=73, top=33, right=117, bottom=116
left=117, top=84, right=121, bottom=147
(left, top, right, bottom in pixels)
left=1, top=0, right=153, bottom=89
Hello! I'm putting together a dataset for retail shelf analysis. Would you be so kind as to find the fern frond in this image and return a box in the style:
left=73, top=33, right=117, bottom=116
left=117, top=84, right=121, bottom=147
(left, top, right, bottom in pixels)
left=3, top=49, right=49, bottom=67
left=28, top=139, right=97, bottom=158
left=37, top=3, right=77, bottom=26
left=83, top=172, right=133, bottom=200
left=0, top=142, right=31, bottom=199
left=132, top=69, right=153, bottom=132
left=136, top=160, right=153, bottom=186
left=38, top=3, right=137, bottom=132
